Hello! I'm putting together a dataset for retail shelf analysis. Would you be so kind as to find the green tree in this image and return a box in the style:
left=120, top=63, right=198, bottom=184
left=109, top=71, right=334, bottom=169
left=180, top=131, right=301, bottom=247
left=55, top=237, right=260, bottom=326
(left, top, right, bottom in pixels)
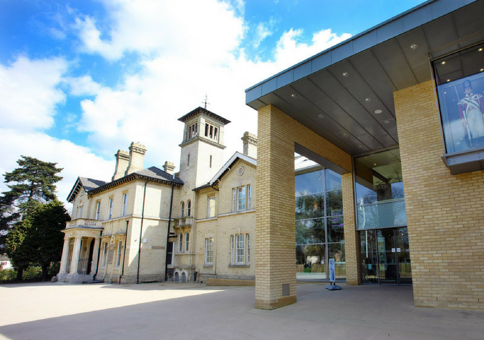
left=28, top=200, right=70, bottom=281
left=5, top=217, right=36, bottom=280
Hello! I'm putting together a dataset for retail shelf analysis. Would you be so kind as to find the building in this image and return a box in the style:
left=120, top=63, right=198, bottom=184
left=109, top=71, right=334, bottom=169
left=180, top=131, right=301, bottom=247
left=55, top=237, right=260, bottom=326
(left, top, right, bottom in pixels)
left=57, top=107, right=257, bottom=284
left=245, top=0, right=484, bottom=310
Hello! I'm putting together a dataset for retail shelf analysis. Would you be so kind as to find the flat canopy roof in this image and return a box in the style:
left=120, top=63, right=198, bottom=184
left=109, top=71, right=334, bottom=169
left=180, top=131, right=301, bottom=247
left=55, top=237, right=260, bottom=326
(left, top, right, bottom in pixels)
left=245, top=0, right=484, bottom=156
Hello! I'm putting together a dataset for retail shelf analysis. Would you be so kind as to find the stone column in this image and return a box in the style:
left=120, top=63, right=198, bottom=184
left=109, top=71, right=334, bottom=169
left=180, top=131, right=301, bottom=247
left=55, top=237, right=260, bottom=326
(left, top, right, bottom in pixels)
left=342, top=172, right=360, bottom=285
left=59, top=237, right=71, bottom=274
left=255, top=105, right=297, bottom=309
left=90, top=237, right=101, bottom=276
left=69, top=236, right=82, bottom=274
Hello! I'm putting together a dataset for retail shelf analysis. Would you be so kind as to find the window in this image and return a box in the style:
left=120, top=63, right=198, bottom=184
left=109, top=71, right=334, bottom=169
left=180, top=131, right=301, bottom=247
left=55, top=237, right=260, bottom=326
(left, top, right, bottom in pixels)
left=185, top=233, right=189, bottom=252
left=77, top=204, right=83, bottom=219
left=95, top=201, right=101, bottom=220
left=185, top=122, right=198, bottom=140
left=102, top=242, right=108, bottom=267
left=180, top=202, right=185, bottom=217
left=247, top=185, right=252, bottom=209
left=116, top=241, right=122, bottom=267
left=187, top=200, right=191, bottom=216
left=232, top=189, right=236, bottom=212
left=247, top=234, right=250, bottom=264
left=236, top=235, right=244, bottom=264
left=204, top=123, right=219, bottom=141
left=207, top=196, right=216, bottom=218
left=187, top=154, right=190, bottom=168
left=230, top=236, right=234, bottom=264
left=237, top=187, right=246, bottom=211
left=122, top=193, right=128, bottom=217
left=178, top=234, right=183, bottom=253
left=210, top=155, right=212, bottom=168
left=433, top=43, right=484, bottom=156
left=167, top=242, right=173, bottom=265
left=108, top=198, right=113, bottom=219
left=205, top=238, right=214, bottom=264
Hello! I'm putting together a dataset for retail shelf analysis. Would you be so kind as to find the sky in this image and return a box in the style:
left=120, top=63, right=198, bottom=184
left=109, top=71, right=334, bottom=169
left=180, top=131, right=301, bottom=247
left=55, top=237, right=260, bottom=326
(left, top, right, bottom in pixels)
left=0, top=0, right=427, bottom=210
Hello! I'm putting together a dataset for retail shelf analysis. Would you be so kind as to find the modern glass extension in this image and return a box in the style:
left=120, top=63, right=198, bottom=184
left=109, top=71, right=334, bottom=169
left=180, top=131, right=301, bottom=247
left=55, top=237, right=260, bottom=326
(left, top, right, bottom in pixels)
left=355, top=148, right=411, bottom=285
left=295, top=162, right=345, bottom=281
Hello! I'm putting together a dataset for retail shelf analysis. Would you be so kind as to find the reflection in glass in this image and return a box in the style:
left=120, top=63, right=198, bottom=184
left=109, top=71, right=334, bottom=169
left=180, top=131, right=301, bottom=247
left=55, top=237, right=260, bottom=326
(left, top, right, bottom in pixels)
left=355, top=148, right=407, bottom=230
left=295, top=167, right=344, bottom=280
left=433, top=43, right=484, bottom=154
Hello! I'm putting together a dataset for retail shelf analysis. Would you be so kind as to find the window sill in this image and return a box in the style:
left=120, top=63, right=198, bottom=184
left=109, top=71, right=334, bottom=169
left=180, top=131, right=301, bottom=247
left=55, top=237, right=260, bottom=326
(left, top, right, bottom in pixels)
left=442, top=148, right=484, bottom=175
left=203, top=264, right=213, bottom=268
left=229, top=264, right=250, bottom=268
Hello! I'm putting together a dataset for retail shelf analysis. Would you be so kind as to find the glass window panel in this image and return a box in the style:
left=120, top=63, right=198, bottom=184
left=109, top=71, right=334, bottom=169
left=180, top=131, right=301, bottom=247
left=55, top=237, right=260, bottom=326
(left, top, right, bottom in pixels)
left=296, top=244, right=326, bottom=280
left=326, top=190, right=343, bottom=216
left=325, top=169, right=342, bottom=191
left=327, top=215, right=344, bottom=243
left=296, top=218, right=325, bottom=244
left=295, top=170, right=324, bottom=197
left=296, top=194, right=324, bottom=220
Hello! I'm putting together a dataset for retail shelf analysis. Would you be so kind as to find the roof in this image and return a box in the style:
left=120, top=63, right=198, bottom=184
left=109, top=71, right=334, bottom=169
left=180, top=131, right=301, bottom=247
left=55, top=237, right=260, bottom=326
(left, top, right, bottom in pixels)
left=193, top=152, right=257, bottom=191
left=67, top=177, right=106, bottom=203
left=67, top=167, right=184, bottom=201
left=245, top=0, right=483, bottom=156
left=88, top=166, right=184, bottom=196
left=178, top=106, right=231, bottom=125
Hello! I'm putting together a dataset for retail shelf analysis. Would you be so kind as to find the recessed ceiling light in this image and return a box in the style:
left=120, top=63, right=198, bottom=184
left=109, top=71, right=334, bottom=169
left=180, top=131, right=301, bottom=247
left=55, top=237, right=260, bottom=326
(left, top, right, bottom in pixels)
left=318, top=114, right=324, bottom=118
left=383, top=120, right=390, bottom=124
left=291, top=93, right=297, bottom=98
left=478, top=48, right=483, bottom=52
left=441, top=61, right=446, bottom=65
left=365, top=98, right=371, bottom=102
left=410, top=44, right=418, bottom=50
left=374, top=163, right=377, bottom=166
left=342, top=72, right=349, bottom=77
left=480, top=69, right=484, bottom=72
left=447, top=79, right=451, bottom=82
left=358, top=144, right=363, bottom=148
left=342, top=132, right=348, bottom=136
left=375, top=109, right=382, bottom=114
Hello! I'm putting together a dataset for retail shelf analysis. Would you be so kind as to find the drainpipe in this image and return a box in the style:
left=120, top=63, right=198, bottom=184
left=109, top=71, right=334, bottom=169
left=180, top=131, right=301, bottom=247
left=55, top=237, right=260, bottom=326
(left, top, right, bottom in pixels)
left=164, top=183, right=175, bottom=281
left=120, top=220, right=129, bottom=282
left=137, top=181, right=149, bottom=284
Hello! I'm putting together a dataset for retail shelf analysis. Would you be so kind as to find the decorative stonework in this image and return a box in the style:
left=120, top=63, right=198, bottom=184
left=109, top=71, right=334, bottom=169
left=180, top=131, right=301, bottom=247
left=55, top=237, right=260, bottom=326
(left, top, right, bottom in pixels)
left=238, top=166, right=245, bottom=176
left=183, top=183, right=190, bottom=193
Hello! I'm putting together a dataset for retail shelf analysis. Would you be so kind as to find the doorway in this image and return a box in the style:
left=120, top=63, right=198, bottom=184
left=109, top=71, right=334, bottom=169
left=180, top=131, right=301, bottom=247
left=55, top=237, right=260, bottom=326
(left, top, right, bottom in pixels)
left=360, top=227, right=411, bottom=285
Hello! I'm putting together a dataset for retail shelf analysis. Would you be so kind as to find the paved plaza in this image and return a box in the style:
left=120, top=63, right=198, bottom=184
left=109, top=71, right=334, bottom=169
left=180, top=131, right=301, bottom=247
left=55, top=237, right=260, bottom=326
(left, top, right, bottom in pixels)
left=0, top=282, right=483, bottom=340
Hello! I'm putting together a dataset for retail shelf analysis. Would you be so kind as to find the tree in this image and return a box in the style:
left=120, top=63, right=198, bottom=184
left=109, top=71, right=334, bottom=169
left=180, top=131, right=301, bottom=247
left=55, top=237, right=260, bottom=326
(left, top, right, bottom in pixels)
left=28, top=200, right=70, bottom=281
left=1, top=156, right=64, bottom=280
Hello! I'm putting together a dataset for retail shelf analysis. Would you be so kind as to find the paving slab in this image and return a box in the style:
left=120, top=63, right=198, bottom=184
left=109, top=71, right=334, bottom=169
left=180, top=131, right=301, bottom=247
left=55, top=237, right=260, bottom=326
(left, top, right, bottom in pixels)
left=0, top=282, right=483, bottom=340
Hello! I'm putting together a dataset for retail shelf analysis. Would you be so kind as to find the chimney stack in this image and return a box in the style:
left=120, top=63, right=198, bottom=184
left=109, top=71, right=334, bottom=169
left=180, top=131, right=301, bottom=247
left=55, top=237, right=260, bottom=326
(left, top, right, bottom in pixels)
left=125, top=142, right=147, bottom=175
left=241, top=132, right=257, bottom=159
left=163, top=161, right=176, bottom=175
left=112, top=150, right=130, bottom=181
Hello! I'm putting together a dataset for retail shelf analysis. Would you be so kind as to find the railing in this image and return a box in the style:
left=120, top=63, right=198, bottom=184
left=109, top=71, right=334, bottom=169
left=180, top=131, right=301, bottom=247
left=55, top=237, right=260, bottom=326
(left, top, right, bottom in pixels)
left=357, top=199, right=407, bottom=230
left=173, top=216, right=194, bottom=228
left=77, top=258, right=89, bottom=274
left=66, top=219, right=102, bottom=229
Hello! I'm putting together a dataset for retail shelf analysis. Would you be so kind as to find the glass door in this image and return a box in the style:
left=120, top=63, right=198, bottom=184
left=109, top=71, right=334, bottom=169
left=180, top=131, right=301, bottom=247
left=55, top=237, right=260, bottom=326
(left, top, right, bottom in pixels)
left=360, top=227, right=412, bottom=285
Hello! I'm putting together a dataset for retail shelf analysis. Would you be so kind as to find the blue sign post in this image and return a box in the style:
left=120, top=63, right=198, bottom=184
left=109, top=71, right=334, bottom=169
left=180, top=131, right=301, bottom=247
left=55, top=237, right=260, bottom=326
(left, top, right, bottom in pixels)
left=325, top=259, right=341, bottom=291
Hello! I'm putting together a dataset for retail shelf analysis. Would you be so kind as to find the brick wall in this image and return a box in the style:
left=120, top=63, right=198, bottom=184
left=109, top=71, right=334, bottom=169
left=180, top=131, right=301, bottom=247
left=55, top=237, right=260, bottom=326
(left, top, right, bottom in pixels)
left=395, top=80, right=484, bottom=310
left=256, top=104, right=355, bottom=309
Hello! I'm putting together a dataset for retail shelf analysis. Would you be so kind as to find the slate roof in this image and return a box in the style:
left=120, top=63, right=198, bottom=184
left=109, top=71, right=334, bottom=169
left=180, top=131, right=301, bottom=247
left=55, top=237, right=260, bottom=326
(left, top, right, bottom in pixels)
left=178, top=106, right=231, bottom=125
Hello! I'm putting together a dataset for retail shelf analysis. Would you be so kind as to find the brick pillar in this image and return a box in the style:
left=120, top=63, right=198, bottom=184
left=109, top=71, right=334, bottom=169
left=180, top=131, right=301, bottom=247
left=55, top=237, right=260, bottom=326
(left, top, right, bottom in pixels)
left=341, top=172, right=360, bottom=285
left=255, top=105, right=297, bottom=309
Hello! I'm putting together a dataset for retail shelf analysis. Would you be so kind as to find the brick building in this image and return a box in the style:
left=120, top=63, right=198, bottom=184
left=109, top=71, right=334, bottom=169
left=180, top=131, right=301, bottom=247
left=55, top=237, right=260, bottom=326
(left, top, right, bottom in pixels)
left=245, top=0, right=484, bottom=310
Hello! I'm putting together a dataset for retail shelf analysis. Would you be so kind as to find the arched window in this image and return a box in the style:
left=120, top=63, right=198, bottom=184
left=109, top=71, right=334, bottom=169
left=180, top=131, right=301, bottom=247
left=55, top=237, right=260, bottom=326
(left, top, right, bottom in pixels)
left=180, top=202, right=185, bottom=217
left=187, top=200, right=191, bottom=216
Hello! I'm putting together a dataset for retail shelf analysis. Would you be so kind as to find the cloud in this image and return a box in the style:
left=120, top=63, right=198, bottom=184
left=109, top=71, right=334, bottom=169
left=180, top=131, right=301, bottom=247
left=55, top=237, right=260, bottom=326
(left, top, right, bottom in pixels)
left=253, top=22, right=273, bottom=48
left=65, top=75, right=102, bottom=96
left=0, top=56, right=68, bottom=131
left=0, top=129, right=114, bottom=211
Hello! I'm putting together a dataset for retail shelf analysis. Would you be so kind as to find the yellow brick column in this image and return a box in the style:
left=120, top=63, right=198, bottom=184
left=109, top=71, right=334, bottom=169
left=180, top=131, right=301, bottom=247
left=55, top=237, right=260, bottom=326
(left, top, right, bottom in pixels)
left=256, top=105, right=297, bottom=309
left=342, top=172, right=360, bottom=285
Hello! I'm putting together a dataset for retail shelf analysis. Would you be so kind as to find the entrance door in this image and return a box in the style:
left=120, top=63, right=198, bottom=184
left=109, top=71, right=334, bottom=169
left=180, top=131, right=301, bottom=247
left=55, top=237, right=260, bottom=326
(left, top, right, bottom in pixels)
left=360, top=227, right=411, bottom=285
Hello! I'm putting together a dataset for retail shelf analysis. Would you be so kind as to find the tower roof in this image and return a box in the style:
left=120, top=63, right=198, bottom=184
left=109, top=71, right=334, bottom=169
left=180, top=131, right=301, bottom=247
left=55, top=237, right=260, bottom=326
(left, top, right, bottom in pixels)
left=178, top=106, right=231, bottom=125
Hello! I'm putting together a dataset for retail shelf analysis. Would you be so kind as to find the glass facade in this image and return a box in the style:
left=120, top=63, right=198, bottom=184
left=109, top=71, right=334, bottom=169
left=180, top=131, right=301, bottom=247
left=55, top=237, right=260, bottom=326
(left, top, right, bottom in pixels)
left=434, top=43, right=484, bottom=154
left=355, top=148, right=406, bottom=230
left=295, top=168, right=345, bottom=280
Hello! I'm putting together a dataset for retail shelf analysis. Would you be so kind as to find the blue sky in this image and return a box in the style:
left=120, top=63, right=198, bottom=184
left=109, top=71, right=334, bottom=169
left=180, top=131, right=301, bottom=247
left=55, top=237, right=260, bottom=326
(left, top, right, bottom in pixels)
left=0, top=0, right=426, bottom=207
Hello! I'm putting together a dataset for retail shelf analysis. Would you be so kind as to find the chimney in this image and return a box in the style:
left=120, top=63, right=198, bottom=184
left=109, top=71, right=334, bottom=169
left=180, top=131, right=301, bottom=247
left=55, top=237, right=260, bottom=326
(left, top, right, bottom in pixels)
left=112, top=150, right=130, bottom=181
left=163, top=161, right=176, bottom=175
left=241, top=132, right=257, bottom=158
left=125, top=142, right=147, bottom=175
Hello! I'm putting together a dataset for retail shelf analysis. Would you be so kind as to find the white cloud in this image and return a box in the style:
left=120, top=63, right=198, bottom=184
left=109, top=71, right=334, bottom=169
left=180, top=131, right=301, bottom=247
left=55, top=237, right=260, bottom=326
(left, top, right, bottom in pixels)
left=0, top=129, right=114, bottom=210
left=253, top=22, right=273, bottom=48
left=0, top=56, right=68, bottom=131
left=65, top=75, right=102, bottom=96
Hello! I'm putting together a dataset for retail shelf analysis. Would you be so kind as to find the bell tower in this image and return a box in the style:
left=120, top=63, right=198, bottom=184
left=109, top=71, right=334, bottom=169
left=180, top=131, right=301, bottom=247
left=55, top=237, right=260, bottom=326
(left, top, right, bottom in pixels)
left=177, top=106, right=231, bottom=188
